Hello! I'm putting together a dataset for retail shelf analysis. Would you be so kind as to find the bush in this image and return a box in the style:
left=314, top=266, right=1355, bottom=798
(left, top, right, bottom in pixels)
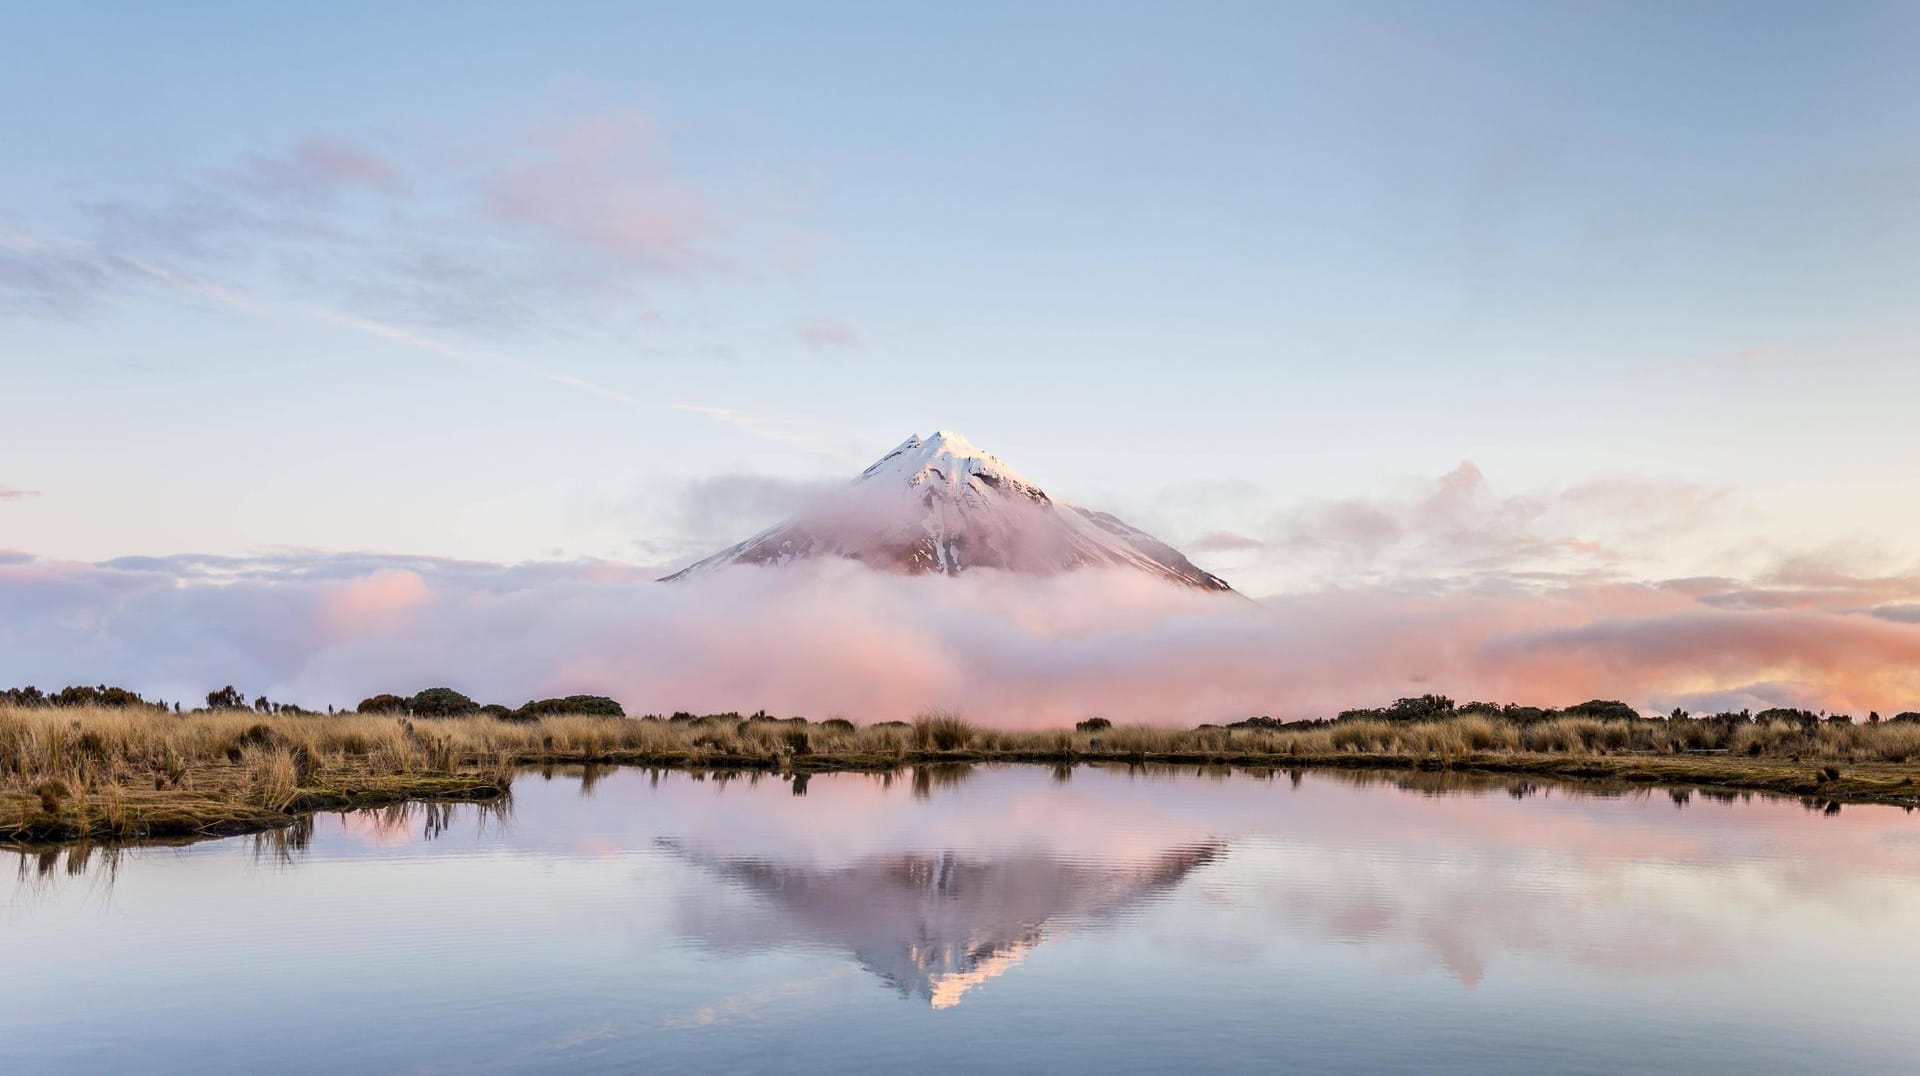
left=1076, top=717, right=1113, bottom=733
left=819, top=718, right=857, bottom=733
left=508, top=695, right=626, bottom=721
left=206, top=685, right=248, bottom=710
left=1386, top=695, right=1455, bottom=720
left=406, top=687, right=478, bottom=717
left=51, top=684, right=152, bottom=708
left=2, top=685, right=48, bottom=707
left=356, top=693, right=409, bottom=714
left=1563, top=699, right=1641, bottom=722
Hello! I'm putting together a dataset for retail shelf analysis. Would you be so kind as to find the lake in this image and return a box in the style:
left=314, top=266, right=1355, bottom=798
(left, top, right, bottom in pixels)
left=7, top=764, right=1920, bottom=1074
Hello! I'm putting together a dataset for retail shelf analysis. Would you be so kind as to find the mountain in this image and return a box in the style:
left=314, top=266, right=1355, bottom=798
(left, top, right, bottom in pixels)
left=662, top=429, right=1234, bottom=592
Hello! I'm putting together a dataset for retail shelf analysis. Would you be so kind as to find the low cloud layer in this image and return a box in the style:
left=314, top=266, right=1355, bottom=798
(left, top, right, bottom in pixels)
left=3, top=551, right=1917, bottom=723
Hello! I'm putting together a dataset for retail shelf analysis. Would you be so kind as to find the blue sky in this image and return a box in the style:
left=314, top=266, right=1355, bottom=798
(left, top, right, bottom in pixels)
left=3, top=1, right=1918, bottom=596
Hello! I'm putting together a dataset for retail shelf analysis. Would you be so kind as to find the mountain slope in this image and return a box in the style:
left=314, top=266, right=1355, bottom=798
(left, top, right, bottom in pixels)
left=662, top=429, right=1233, bottom=592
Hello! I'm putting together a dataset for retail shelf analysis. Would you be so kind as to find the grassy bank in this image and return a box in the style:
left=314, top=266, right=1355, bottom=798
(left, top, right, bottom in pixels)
left=7, top=705, right=1920, bottom=843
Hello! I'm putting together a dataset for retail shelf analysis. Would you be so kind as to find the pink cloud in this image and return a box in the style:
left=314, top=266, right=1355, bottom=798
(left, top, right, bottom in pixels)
left=1190, top=530, right=1265, bottom=553
left=489, top=109, right=721, bottom=271
left=315, top=568, right=431, bottom=640
left=1266, top=460, right=1728, bottom=584
left=243, top=137, right=399, bottom=196
left=0, top=487, right=40, bottom=500
left=6, top=552, right=1919, bottom=722
left=796, top=318, right=859, bottom=350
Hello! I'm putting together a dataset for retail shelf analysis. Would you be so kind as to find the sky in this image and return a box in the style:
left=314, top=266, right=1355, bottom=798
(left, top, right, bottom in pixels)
left=3, top=2, right=1918, bottom=718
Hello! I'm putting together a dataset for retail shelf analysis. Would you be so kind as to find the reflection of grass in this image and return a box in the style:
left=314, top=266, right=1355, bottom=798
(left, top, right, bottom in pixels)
left=8, top=705, right=1920, bottom=843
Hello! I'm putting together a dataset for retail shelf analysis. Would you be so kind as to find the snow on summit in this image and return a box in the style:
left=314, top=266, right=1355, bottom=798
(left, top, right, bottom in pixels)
left=663, top=430, right=1234, bottom=591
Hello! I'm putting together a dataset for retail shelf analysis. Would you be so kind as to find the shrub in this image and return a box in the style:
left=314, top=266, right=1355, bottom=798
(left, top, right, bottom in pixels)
left=819, top=718, right=857, bottom=733
left=1076, top=717, right=1113, bottom=733
left=1385, top=695, right=1455, bottom=720
left=51, top=684, right=151, bottom=708
left=783, top=728, right=812, bottom=755
left=2, top=685, right=48, bottom=707
left=508, top=695, right=627, bottom=721
left=1563, top=699, right=1641, bottom=722
left=206, top=685, right=248, bottom=710
left=408, top=687, right=478, bottom=717
left=357, top=693, right=409, bottom=714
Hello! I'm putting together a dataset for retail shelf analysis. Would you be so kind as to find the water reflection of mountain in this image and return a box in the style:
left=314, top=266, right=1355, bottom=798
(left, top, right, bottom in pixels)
left=664, top=840, right=1225, bottom=1008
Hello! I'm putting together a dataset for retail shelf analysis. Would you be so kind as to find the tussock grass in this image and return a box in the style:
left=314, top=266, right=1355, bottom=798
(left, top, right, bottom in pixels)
left=9, top=704, right=1920, bottom=844
left=913, top=710, right=975, bottom=751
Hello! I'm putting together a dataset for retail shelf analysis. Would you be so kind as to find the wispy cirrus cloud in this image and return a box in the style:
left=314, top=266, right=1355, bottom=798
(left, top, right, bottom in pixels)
left=1, top=110, right=853, bottom=450
left=669, top=403, right=865, bottom=457
left=0, top=106, right=750, bottom=334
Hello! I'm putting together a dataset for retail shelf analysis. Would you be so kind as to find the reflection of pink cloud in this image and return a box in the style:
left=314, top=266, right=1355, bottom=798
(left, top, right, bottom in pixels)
left=491, top=765, right=1920, bottom=992
left=334, top=808, right=420, bottom=848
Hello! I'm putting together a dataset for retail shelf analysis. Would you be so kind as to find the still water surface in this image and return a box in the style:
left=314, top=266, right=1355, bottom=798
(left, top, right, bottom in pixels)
left=7, top=764, right=1920, bottom=1074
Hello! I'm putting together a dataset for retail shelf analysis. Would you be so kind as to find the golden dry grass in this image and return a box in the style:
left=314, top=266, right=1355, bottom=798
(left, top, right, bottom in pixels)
left=7, top=704, right=1920, bottom=843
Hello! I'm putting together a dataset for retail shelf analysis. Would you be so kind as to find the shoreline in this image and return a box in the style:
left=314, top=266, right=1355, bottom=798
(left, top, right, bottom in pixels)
left=8, top=747, right=1917, bottom=848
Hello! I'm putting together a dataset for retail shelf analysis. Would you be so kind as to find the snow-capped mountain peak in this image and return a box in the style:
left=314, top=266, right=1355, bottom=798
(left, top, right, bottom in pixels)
left=663, top=430, right=1233, bottom=592
left=860, top=429, right=1050, bottom=506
